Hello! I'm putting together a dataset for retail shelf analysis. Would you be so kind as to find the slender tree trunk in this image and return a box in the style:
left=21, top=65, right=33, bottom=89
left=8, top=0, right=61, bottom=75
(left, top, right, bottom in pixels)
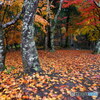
left=45, top=35, right=48, bottom=50
left=45, top=0, right=50, bottom=50
left=65, top=15, right=70, bottom=48
left=0, top=2, right=5, bottom=71
left=0, top=26, right=5, bottom=71
left=47, top=25, right=51, bottom=49
left=50, top=0, right=63, bottom=51
left=45, top=25, right=51, bottom=50
left=94, top=39, right=100, bottom=54
left=60, top=28, right=64, bottom=47
left=50, top=29, right=55, bottom=51
left=22, top=0, right=42, bottom=74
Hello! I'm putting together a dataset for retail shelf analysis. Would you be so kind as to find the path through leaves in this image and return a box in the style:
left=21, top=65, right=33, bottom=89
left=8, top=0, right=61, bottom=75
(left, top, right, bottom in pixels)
left=0, top=50, right=100, bottom=100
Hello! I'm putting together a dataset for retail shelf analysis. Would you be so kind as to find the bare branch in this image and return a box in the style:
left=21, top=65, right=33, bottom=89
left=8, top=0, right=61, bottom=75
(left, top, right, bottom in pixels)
left=0, top=1, right=3, bottom=9
left=2, top=6, right=24, bottom=28
left=93, top=0, right=100, bottom=8
left=0, top=1, right=3, bottom=6
left=54, top=0, right=63, bottom=23
left=2, top=12, right=21, bottom=28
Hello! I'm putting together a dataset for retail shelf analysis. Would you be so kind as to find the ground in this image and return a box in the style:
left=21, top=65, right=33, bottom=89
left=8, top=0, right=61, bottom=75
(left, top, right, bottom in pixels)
left=0, top=50, right=100, bottom=100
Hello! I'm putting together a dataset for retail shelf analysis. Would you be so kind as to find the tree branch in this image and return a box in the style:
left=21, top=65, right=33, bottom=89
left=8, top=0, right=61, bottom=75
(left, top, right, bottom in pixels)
left=2, top=5, right=25, bottom=29
left=0, top=1, right=3, bottom=9
left=2, top=10, right=22, bottom=28
left=0, top=1, right=3, bottom=6
left=54, top=0, right=63, bottom=23
left=51, top=0, right=63, bottom=31
left=93, top=0, right=100, bottom=8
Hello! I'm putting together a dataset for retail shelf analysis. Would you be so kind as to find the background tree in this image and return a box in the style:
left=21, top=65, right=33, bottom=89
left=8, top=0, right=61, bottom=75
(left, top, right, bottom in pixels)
left=57, top=5, right=80, bottom=48
left=74, top=0, right=100, bottom=52
left=60, top=0, right=100, bottom=52
left=46, top=0, right=64, bottom=51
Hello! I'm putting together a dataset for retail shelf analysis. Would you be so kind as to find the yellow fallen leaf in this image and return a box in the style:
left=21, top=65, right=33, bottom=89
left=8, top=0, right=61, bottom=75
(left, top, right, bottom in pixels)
left=80, top=86, right=86, bottom=92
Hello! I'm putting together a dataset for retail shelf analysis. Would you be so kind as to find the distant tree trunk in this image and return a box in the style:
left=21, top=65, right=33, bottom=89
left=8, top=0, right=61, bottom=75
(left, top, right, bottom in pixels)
left=50, top=29, right=55, bottom=51
left=45, top=25, right=51, bottom=50
left=45, top=0, right=51, bottom=50
left=94, top=40, right=100, bottom=54
left=47, top=28, right=51, bottom=49
left=65, top=14, right=70, bottom=48
left=22, top=0, right=42, bottom=74
left=68, top=33, right=74, bottom=49
left=45, top=35, right=48, bottom=50
left=50, top=0, right=63, bottom=51
left=60, top=28, right=64, bottom=47
left=0, top=26, right=5, bottom=71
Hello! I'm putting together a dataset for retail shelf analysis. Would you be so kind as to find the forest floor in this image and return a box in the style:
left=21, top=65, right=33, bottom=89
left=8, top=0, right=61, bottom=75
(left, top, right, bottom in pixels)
left=0, top=50, right=100, bottom=100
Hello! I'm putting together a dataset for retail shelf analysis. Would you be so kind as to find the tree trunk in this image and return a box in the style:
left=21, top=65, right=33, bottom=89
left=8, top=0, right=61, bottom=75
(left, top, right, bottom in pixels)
left=45, top=25, right=51, bottom=50
left=0, top=2, right=5, bottom=71
left=50, top=30, right=55, bottom=51
left=0, top=1, right=22, bottom=71
left=22, top=0, right=42, bottom=74
left=47, top=26, right=51, bottom=49
left=65, top=14, right=70, bottom=48
left=0, top=27, right=5, bottom=71
left=45, top=35, right=48, bottom=50
left=60, top=31, right=64, bottom=47
left=94, top=40, right=100, bottom=54
left=50, top=0, right=63, bottom=51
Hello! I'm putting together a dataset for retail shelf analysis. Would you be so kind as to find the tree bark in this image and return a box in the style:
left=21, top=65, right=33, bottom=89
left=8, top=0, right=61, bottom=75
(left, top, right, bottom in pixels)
left=0, top=26, right=5, bottom=71
left=47, top=25, right=51, bottom=49
left=45, top=35, right=48, bottom=50
left=45, top=0, right=51, bottom=50
left=94, top=39, right=100, bottom=54
left=50, top=30, right=55, bottom=51
left=22, top=0, right=42, bottom=74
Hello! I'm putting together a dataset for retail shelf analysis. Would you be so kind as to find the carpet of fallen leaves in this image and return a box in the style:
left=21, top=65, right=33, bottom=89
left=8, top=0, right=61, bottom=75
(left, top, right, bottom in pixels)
left=0, top=50, right=100, bottom=100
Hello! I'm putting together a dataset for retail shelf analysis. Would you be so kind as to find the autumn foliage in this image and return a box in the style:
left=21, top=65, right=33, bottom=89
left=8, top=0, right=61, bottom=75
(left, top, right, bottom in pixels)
left=0, top=0, right=100, bottom=99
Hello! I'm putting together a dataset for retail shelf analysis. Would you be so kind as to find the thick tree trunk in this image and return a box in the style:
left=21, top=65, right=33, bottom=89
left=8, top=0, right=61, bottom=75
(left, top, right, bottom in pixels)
left=22, top=0, right=42, bottom=74
left=0, top=27, right=5, bottom=71
left=94, top=40, right=100, bottom=54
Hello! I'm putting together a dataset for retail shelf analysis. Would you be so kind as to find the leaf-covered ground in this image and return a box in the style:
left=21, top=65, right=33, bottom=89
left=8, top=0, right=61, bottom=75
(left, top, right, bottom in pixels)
left=0, top=50, right=100, bottom=100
